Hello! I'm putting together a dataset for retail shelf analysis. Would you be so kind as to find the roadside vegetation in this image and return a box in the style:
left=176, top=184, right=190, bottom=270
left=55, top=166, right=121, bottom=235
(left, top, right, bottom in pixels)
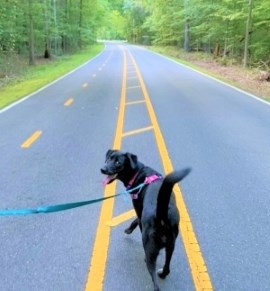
left=0, top=45, right=103, bottom=109
left=1, top=0, right=269, bottom=109
left=150, top=46, right=270, bottom=101
left=0, top=0, right=103, bottom=109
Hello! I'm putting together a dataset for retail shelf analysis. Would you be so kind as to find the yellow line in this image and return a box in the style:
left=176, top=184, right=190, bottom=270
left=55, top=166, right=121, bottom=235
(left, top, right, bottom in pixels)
left=122, top=126, right=153, bottom=137
left=21, top=131, right=42, bottom=148
left=106, top=209, right=136, bottom=227
left=64, top=98, right=74, bottom=106
left=126, top=100, right=145, bottom=106
left=127, top=85, right=140, bottom=90
left=129, top=52, right=213, bottom=291
left=85, top=50, right=127, bottom=291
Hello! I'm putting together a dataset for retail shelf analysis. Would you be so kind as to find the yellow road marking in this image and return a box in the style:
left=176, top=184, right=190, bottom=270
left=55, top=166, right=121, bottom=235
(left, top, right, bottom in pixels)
left=86, top=47, right=213, bottom=291
left=126, top=100, right=145, bottom=106
left=122, top=126, right=153, bottom=138
left=64, top=98, right=74, bottom=107
left=21, top=131, right=42, bottom=148
left=129, top=52, right=213, bottom=291
left=106, top=209, right=136, bottom=227
left=85, top=50, right=127, bottom=291
left=127, top=85, right=140, bottom=90
left=82, top=83, right=88, bottom=88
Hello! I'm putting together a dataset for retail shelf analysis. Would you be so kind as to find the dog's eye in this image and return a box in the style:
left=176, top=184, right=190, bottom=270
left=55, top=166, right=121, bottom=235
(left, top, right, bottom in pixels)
left=115, top=160, right=120, bottom=166
left=106, top=156, right=113, bottom=163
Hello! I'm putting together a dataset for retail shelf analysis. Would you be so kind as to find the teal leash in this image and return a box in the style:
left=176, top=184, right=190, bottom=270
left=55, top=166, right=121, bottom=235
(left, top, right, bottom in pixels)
left=0, top=183, right=145, bottom=216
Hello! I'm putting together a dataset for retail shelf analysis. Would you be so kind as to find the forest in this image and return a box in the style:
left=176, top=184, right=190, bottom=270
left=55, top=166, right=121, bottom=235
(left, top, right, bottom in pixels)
left=0, top=0, right=269, bottom=75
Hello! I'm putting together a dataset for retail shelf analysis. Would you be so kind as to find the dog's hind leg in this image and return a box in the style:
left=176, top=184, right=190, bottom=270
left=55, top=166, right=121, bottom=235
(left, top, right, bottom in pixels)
left=124, top=218, right=140, bottom=234
left=143, top=237, right=161, bottom=291
left=145, top=251, right=160, bottom=291
left=157, top=241, right=175, bottom=279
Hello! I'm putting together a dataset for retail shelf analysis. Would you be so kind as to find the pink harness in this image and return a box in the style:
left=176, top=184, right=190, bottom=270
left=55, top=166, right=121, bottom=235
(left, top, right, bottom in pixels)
left=128, top=174, right=162, bottom=200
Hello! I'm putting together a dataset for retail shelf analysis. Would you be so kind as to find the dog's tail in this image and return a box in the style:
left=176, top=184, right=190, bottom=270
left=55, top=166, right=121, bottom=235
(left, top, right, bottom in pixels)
left=156, top=168, right=191, bottom=222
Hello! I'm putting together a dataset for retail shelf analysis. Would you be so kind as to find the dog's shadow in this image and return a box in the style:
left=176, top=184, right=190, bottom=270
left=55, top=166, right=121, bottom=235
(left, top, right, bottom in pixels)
left=124, top=233, right=141, bottom=245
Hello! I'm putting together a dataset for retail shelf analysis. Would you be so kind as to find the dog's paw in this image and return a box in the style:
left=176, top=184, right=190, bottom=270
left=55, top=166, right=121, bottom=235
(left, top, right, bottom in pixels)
left=157, top=268, right=170, bottom=279
left=124, top=227, right=133, bottom=234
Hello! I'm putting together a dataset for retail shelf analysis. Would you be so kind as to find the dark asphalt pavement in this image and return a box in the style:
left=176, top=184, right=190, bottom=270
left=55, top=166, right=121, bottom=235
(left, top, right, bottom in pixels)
left=0, top=43, right=270, bottom=291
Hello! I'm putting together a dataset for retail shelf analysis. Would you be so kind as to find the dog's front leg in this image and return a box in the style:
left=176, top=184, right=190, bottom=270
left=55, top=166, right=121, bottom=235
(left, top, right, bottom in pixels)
left=124, top=217, right=140, bottom=234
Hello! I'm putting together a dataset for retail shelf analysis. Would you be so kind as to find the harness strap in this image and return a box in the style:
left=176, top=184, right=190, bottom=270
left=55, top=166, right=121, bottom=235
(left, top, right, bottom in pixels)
left=129, top=174, right=162, bottom=200
left=127, top=171, right=140, bottom=189
left=144, top=174, right=162, bottom=185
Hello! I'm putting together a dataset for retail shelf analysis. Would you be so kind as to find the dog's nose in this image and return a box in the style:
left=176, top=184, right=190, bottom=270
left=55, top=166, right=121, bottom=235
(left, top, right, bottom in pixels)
left=100, top=167, right=107, bottom=174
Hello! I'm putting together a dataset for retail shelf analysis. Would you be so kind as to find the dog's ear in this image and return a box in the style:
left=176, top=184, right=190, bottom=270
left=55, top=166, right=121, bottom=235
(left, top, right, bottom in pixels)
left=105, top=149, right=115, bottom=160
left=125, top=152, right=138, bottom=170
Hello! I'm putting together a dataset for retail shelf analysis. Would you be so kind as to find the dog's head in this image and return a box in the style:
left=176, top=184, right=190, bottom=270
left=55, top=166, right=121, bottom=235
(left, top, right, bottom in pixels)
left=101, top=149, right=138, bottom=185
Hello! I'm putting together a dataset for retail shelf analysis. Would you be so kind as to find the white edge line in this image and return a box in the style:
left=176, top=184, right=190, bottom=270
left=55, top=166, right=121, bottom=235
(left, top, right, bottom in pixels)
left=141, top=45, right=270, bottom=107
left=0, top=45, right=107, bottom=114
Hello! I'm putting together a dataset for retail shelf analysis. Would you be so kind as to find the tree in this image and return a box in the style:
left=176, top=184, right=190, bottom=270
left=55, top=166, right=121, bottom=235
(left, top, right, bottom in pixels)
left=114, top=0, right=269, bottom=66
left=243, top=0, right=253, bottom=67
left=28, top=0, right=35, bottom=65
left=1, top=0, right=269, bottom=71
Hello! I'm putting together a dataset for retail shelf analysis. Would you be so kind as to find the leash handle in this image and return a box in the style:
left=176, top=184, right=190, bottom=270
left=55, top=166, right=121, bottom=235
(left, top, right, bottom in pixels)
left=0, top=183, right=145, bottom=216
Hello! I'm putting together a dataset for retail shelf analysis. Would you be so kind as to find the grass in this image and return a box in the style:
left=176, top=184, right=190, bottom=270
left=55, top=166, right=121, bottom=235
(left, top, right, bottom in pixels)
left=150, top=45, right=228, bottom=78
left=149, top=45, right=239, bottom=85
left=0, top=44, right=104, bottom=109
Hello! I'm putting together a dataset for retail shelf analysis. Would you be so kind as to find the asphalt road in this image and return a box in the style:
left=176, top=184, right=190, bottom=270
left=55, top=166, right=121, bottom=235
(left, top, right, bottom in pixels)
left=1, top=43, right=270, bottom=291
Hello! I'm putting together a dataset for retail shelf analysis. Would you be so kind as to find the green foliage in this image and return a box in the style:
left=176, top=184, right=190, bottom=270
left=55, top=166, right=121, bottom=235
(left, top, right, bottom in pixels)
left=0, top=0, right=269, bottom=68
left=0, top=0, right=101, bottom=61
left=111, top=0, right=269, bottom=66
left=0, top=44, right=103, bottom=109
left=96, top=0, right=128, bottom=40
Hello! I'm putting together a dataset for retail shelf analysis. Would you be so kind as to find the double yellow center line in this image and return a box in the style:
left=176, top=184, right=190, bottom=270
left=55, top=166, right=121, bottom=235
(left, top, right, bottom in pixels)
left=129, top=51, right=213, bottom=290
left=85, top=48, right=213, bottom=290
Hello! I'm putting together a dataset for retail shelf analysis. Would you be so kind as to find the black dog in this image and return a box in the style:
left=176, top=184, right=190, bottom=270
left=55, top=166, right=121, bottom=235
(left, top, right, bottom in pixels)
left=101, top=149, right=191, bottom=291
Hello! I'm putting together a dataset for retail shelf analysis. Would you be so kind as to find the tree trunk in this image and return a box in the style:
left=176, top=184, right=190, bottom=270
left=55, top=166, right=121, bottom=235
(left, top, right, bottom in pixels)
left=43, top=0, right=50, bottom=59
left=213, top=43, right=220, bottom=58
left=53, top=0, right=58, bottom=55
left=184, top=18, right=190, bottom=52
left=28, top=0, right=35, bottom=65
left=79, top=0, right=83, bottom=49
left=243, top=0, right=253, bottom=68
left=62, top=0, right=68, bottom=53
left=183, top=0, right=190, bottom=52
left=44, top=44, right=50, bottom=58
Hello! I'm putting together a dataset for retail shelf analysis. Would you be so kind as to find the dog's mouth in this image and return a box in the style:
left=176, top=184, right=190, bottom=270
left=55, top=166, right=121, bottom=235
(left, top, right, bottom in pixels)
left=102, top=174, right=118, bottom=186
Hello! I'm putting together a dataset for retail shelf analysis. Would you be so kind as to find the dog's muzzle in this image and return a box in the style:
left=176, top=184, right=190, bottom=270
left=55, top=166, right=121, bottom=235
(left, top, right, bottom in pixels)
left=101, top=168, right=118, bottom=185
